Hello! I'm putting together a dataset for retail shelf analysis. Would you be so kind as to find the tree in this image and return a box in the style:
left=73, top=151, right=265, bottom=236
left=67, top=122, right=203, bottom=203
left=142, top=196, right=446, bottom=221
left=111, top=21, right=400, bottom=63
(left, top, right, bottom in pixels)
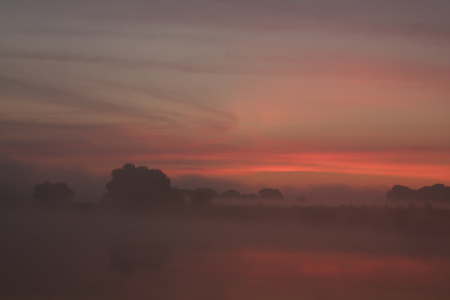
left=191, top=188, right=217, bottom=205
left=241, top=193, right=258, bottom=199
left=33, top=181, right=74, bottom=207
left=387, top=184, right=450, bottom=201
left=219, top=189, right=240, bottom=198
left=417, top=184, right=450, bottom=201
left=258, top=188, right=283, bottom=200
left=171, top=188, right=191, bottom=203
left=386, top=185, right=415, bottom=200
left=103, top=164, right=174, bottom=209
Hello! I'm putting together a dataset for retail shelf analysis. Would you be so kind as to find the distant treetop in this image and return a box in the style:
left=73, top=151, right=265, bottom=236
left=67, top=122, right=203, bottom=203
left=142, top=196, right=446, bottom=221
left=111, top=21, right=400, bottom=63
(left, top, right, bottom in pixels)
left=103, top=164, right=177, bottom=209
left=33, top=181, right=74, bottom=208
left=386, top=184, right=450, bottom=201
left=258, top=188, right=283, bottom=200
left=191, top=188, right=217, bottom=205
left=240, top=193, right=257, bottom=199
left=219, top=189, right=240, bottom=198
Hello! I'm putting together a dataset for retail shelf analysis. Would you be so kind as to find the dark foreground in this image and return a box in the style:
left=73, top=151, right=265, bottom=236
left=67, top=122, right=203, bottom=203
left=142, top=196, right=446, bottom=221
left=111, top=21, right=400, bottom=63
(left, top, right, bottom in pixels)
left=1, top=204, right=450, bottom=300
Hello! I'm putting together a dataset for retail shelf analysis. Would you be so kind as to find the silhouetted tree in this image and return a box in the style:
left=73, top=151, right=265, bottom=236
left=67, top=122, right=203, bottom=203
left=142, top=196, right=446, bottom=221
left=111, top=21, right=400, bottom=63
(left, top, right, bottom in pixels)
left=241, top=193, right=258, bottom=199
left=417, top=184, right=450, bottom=201
left=33, top=181, right=74, bottom=208
left=258, top=188, right=283, bottom=199
left=296, top=196, right=306, bottom=201
left=386, top=184, right=450, bottom=201
left=386, top=185, right=415, bottom=200
left=219, top=189, right=240, bottom=198
left=191, top=188, right=217, bottom=205
left=103, top=164, right=174, bottom=209
left=171, top=188, right=191, bottom=203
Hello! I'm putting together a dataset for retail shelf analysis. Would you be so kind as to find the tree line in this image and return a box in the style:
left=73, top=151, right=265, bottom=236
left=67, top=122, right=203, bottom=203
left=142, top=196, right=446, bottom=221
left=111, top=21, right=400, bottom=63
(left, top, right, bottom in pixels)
left=386, top=184, right=450, bottom=202
left=31, top=164, right=284, bottom=209
left=29, top=163, right=450, bottom=209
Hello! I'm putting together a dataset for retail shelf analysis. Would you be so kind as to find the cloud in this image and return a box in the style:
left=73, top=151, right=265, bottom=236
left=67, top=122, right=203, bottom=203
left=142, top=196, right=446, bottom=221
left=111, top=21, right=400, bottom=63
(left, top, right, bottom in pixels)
left=107, top=81, right=237, bottom=124
left=4, top=0, right=449, bottom=38
left=0, top=70, right=238, bottom=134
left=1, top=0, right=448, bottom=189
left=0, top=75, right=176, bottom=125
left=3, top=48, right=450, bottom=88
left=0, top=50, right=262, bottom=78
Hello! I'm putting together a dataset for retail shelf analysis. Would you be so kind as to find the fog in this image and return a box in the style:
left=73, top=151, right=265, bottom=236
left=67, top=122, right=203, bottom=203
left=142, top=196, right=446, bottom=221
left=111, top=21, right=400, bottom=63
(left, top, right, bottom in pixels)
left=2, top=161, right=450, bottom=299
left=0, top=157, right=108, bottom=205
left=1, top=159, right=389, bottom=206
left=173, top=175, right=388, bottom=206
left=1, top=205, right=450, bottom=299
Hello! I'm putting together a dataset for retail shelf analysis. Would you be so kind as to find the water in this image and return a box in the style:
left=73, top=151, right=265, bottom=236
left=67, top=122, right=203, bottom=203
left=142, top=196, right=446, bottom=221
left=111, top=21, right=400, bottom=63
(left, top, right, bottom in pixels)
left=1, top=210, right=449, bottom=299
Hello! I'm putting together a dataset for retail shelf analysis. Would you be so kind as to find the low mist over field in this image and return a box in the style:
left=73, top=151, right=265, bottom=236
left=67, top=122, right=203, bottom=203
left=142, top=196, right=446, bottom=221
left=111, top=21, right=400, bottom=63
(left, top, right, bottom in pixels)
left=2, top=204, right=450, bottom=299
left=1, top=163, right=450, bottom=299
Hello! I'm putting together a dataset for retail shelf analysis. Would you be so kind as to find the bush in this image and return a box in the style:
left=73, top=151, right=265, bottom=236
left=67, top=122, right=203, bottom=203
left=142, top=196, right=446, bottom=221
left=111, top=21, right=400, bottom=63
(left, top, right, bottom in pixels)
left=33, top=181, right=74, bottom=208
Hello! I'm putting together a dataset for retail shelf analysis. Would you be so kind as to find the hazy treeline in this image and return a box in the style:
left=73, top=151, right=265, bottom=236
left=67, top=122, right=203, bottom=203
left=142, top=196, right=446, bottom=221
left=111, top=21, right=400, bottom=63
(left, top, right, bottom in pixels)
left=387, top=184, right=450, bottom=202
left=2, top=159, right=450, bottom=238
left=1, top=163, right=449, bottom=239
left=1, top=163, right=450, bottom=210
left=24, top=164, right=287, bottom=209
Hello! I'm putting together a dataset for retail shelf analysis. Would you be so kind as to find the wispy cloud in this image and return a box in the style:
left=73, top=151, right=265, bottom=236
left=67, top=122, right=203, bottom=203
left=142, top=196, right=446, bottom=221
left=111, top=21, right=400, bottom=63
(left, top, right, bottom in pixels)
left=4, top=0, right=449, bottom=37
left=1, top=0, right=449, bottom=188
left=0, top=76, right=175, bottom=124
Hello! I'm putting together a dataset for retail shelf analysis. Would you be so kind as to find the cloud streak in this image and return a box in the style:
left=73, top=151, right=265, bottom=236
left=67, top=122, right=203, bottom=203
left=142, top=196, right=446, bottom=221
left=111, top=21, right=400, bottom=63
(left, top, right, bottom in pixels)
left=2, top=50, right=449, bottom=89
left=4, top=0, right=449, bottom=38
left=1, top=0, right=449, bottom=190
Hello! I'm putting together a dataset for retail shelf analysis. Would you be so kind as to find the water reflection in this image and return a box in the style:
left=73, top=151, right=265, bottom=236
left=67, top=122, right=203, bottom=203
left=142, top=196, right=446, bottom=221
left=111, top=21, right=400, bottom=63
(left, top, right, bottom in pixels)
left=236, top=250, right=448, bottom=279
left=1, top=211, right=450, bottom=299
left=108, top=241, right=169, bottom=274
left=116, top=248, right=450, bottom=300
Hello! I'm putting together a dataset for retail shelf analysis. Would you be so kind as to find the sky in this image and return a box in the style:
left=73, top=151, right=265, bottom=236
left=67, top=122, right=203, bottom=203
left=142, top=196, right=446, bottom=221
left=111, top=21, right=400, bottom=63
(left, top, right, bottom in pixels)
left=1, top=0, right=449, bottom=197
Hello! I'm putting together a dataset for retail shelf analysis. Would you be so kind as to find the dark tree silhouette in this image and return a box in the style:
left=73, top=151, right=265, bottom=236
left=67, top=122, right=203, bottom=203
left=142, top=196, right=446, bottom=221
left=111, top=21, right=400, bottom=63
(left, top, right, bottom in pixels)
left=386, top=184, right=450, bottom=201
left=258, top=188, right=283, bottom=199
left=33, top=181, right=74, bottom=207
left=241, top=193, right=258, bottom=199
left=219, top=189, right=240, bottom=198
left=386, top=185, right=415, bottom=200
left=191, top=188, right=217, bottom=205
left=171, top=188, right=191, bottom=203
left=417, top=184, right=450, bottom=201
left=103, top=164, right=174, bottom=208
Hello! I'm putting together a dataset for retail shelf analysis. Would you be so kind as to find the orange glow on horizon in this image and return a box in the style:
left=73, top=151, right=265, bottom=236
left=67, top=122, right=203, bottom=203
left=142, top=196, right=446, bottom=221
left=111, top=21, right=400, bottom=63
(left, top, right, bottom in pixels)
left=123, top=149, right=450, bottom=182
left=4, top=144, right=449, bottom=188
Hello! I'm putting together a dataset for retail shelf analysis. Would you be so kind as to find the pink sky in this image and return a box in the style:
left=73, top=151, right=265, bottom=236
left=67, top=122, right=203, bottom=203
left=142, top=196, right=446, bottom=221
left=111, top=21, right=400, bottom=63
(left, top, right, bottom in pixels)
left=0, top=0, right=449, bottom=191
